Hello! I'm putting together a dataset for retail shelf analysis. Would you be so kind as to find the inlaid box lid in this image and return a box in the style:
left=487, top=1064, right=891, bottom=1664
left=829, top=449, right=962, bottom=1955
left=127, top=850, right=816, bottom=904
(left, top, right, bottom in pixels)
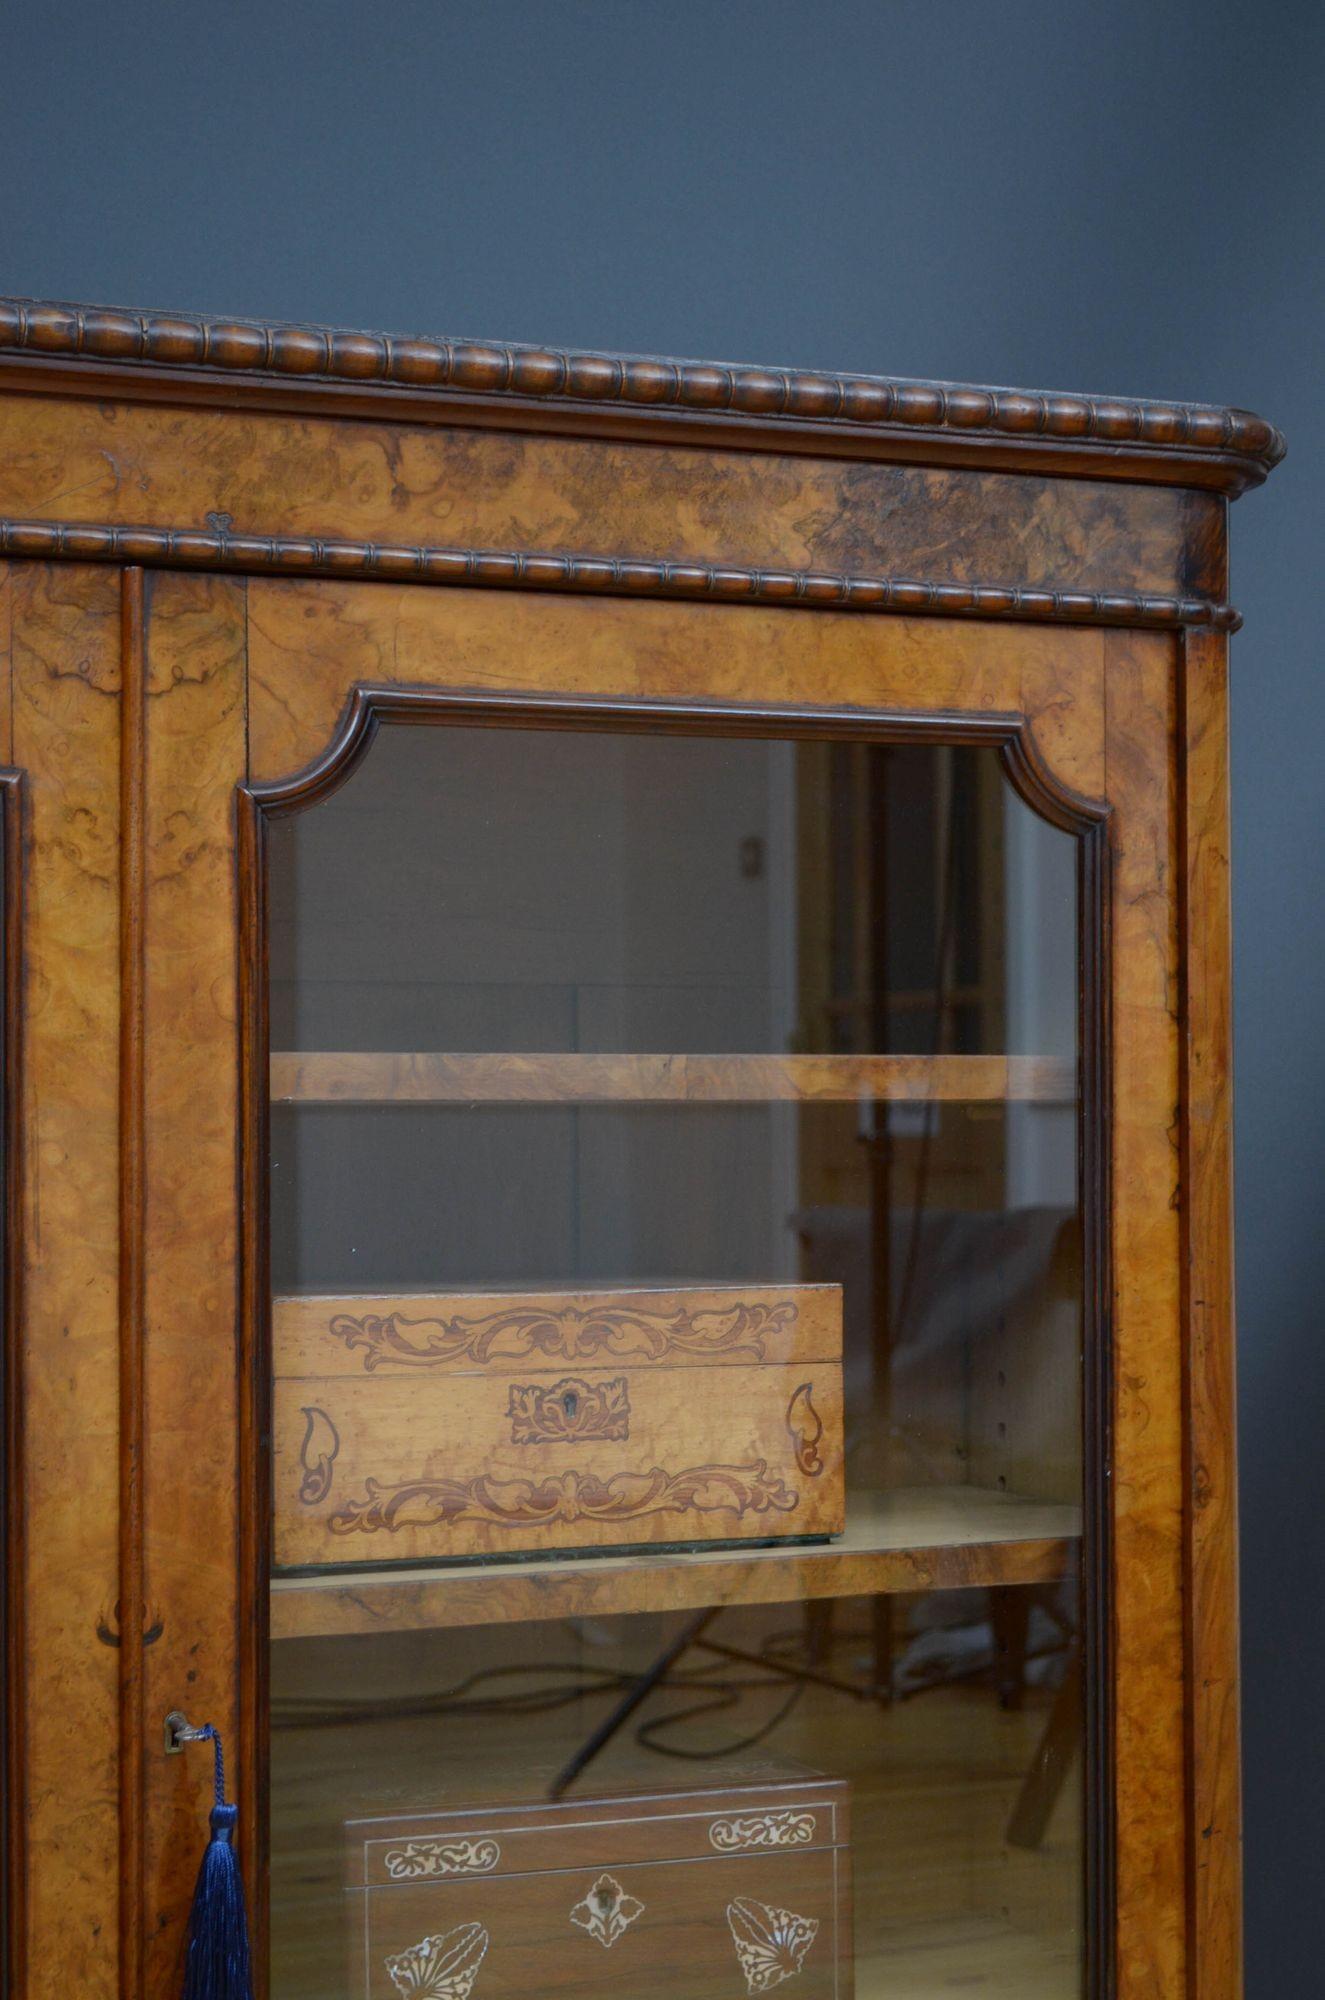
left=346, top=1772, right=850, bottom=1888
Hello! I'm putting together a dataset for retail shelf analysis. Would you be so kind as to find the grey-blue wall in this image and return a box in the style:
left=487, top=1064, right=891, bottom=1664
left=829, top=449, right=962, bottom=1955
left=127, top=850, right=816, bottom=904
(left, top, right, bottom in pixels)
left=2, top=3, right=1320, bottom=1989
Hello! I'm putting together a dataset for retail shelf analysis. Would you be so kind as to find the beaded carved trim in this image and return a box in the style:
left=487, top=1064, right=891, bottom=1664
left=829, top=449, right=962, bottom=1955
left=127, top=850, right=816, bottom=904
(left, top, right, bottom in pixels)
left=0, top=297, right=1285, bottom=478
left=0, top=518, right=1243, bottom=630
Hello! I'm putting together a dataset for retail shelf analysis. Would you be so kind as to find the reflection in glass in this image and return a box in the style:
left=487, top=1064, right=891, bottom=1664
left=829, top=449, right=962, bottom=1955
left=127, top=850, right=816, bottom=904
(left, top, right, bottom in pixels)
left=267, top=723, right=1086, bottom=1998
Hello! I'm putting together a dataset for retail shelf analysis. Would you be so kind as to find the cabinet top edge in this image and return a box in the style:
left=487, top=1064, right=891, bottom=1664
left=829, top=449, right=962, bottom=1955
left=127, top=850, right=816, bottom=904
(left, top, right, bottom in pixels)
left=0, top=294, right=1286, bottom=497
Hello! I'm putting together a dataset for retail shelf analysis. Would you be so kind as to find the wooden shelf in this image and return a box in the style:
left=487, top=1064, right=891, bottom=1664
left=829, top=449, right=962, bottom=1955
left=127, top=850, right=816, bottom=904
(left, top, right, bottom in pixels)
left=269, top=1485, right=1079, bottom=1641
left=270, top=1050, right=1077, bottom=1105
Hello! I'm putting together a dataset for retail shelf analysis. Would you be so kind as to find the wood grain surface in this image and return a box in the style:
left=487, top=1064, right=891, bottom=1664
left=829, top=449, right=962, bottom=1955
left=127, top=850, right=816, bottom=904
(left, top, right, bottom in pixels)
left=270, top=1050, right=1077, bottom=1105
left=0, top=296, right=1283, bottom=488
left=0, top=562, right=10, bottom=762
left=273, top=1360, right=845, bottom=1567
left=269, top=1485, right=1080, bottom=1641
left=1179, top=628, right=1242, bottom=2000
left=11, top=563, right=123, bottom=1994
left=274, top=1284, right=843, bottom=1376
left=1104, top=629, right=1187, bottom=2000
left=116, top=568, right=147, bottom=2000
left=0, top=385, right=1230, bottom=610
left=0, top=514, right=1242, bottom=636
left=244, top=579, right=1108, bottom=790
left=138, top=573, right=248, bottom=1992
left=0, top=569, right=22, bottom=2000
left=351, top=1827, right=849, bottom=2000
left=0, top=296, right=1259, bottom=1999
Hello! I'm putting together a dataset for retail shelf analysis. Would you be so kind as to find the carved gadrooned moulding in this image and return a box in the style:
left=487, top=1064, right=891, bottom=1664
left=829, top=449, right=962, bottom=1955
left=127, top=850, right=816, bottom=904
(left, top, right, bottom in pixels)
left=0, top=296, right=1285, bottom=487
left=0, top=517, right=1243, bottom=630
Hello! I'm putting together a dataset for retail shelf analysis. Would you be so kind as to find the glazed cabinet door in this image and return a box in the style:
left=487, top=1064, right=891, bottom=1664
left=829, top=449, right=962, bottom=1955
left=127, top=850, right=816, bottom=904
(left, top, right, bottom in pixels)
left=10, top=566, right=1201, bottom=2000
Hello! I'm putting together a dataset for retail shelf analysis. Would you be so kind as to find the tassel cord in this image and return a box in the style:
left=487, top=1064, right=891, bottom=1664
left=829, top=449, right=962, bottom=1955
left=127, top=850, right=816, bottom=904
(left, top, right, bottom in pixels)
left=180, top=1724, right=253, bottom=2000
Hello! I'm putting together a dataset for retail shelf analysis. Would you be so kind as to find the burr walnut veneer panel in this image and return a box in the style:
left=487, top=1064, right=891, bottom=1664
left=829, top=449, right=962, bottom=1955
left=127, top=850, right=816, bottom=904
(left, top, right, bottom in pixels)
left=0, top=388, right=1224, bottom=604
left=1179, top=629, right=1242, bottom=2000
left=0, top=299, right=1270, bottom=2000
left=1103, top=630, right=1187, bottom=1999
left=0, top=554, right=1200, bottom=2000
left=139, top=573, right=248, bottom=1996
left=10, top=565, right=123, bottom=1995
left=244, top=581, right=1109, bottom=794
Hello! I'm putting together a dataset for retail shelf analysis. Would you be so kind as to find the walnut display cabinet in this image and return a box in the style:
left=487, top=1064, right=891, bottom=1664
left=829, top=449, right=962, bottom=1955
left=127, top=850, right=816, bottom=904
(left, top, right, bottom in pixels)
left=0, top=298, right=1282, bottom=2000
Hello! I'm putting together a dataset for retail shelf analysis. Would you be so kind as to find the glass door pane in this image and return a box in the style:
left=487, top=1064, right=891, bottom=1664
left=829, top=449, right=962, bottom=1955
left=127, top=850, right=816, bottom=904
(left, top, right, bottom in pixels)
left=264, top=720, right=1089, bottom=1999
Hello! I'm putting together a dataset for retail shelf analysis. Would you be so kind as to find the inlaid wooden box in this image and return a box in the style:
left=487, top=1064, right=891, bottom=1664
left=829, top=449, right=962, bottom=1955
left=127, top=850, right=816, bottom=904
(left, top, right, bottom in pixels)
left=274, top=1283, right=845, bottom=1567
left=345, top=1773, right=852, bottom=1999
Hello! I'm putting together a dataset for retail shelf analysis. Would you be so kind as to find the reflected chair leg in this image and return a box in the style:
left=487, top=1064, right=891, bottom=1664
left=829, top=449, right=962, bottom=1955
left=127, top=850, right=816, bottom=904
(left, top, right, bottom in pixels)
left=548, top=1604, right=720, bottom=1799
left=990, top=1585, right=1031, bottom=1711
left=804, top=1596, right=835, bottom=1666
left=1007, top=1653, right=1082, bottom=1850
left=870, top=1594, right=895, bottom=1704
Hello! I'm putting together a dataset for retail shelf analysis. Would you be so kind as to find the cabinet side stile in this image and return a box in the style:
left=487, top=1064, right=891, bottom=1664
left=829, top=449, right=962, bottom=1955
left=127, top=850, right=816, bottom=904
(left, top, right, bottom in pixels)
left=1178, top=626, right=1242, bottom=2000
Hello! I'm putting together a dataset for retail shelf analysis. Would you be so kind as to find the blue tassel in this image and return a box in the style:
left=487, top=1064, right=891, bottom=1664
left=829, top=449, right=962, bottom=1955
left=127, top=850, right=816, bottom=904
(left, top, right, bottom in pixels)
left=181, top=1727, right=253, bottom=2000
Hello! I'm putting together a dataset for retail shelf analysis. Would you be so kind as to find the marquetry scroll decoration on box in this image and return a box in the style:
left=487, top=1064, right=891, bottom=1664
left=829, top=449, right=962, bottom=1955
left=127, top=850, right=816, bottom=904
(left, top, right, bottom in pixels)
left=273, top=1283, right=846, bottom=1566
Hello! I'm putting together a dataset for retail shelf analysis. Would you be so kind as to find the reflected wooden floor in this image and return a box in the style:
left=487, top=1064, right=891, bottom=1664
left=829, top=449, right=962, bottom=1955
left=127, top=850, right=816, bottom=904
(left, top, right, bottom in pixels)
left=859, top=1914, right=1077, bottom=1997
left=270, top=1599, right=1082, bottom=1998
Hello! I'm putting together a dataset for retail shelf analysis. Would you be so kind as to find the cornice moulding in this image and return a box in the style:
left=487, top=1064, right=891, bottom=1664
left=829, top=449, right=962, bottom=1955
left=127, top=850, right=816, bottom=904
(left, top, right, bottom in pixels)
left=0, top=297, right=1285, bottom=497
left=0, top=515, right=1241, bottom=631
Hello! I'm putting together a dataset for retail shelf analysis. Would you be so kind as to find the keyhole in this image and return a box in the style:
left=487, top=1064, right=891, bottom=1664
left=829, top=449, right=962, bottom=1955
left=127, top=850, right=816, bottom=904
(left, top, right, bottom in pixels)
left=595, top=1884, right=612, bottom=1913
left=563, top=1390, right=578, bottom=1418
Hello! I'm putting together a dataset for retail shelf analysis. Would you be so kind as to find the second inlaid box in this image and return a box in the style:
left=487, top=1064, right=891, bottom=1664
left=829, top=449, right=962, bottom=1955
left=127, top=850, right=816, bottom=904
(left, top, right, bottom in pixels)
left=273, top=1283, right=845, bottom=1567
